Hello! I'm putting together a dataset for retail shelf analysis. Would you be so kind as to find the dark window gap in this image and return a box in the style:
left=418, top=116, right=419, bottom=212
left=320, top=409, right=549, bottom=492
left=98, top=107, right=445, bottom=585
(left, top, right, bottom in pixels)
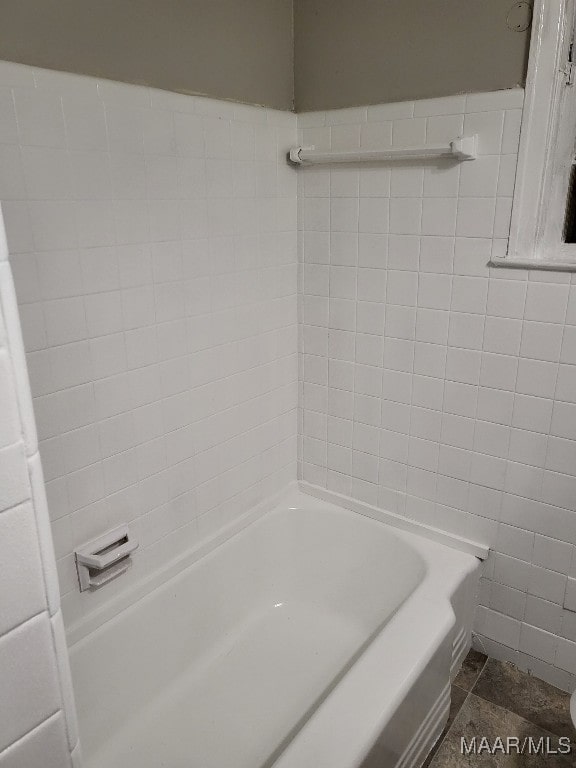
left=563, top=164, right=576, bottom=242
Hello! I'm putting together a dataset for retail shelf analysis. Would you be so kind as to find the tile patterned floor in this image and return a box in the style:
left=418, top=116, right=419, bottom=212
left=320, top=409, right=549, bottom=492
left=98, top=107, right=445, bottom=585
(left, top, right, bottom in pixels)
left=423, top=650, right=576, bottom=767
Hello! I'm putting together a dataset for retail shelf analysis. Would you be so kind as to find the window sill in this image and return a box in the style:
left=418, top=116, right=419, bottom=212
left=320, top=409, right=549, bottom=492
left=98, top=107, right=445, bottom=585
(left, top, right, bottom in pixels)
left=489, top=257, right=576, bottom=273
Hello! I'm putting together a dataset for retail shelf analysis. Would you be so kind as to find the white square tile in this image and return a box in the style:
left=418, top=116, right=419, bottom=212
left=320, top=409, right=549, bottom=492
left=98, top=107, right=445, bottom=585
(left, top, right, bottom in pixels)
left=357, top=268, right=388, bottom=302
left=386, top=270, right=418, bottom=306
left=388, top=235, right=419, bottom=271
left=512, top=394, right=553, bottom=434
left=359, top=198, right=389, bottom=234
left=524, top=595, right=561, bottom=634
left=14, top=89, right=66, bottom=148
left=423, top=164, right=460, bottom=198
left=0, top=613, right=61, bottom=752
left=477, top=387, right=514, bottom=426
left=528, top=565, right=567, bottom=603
left=484, top=316, right=522, bottom=355
left=456, top=197, right=495, bottom=238
left=516, top=359, right=558, bottom=399
left=70, top=151, right=112, bottom=200
left=63, top=95, right=107, bottom=151
left=480, top=352, right=518, bottom=391
left=0, top=711, right=71, bottom=768
left=417, top=273, right=452, bottom=310
left=331, top=198, right=359, bottom=232
left=451, top=276, right=488, bottom=314
left=487, top=279, right=526, bottom=319
left=359, top=166, right=390, bottom=197
left=425, top=112, right=464, bottom=141
left=49, top=341, right=92, bottom=391
left=80, top=247, right=119, bottom=294
left=28, top=202, right=78, bottom=251
left=421, top=198, right=457, bottom=236
left=389, top=198, right=422, bottom=235
left=84, top=291, right=124, bottom=337
left=419, top=237, right=454, bottom=273
left=36, top=251, right=84, bottom=299
left=110, top=154, right=147, bottom=199
left=445, top=347, right=481, bottom=385
left=390, top=166, right=423, bottom=197
left=524, top=282, right=570, bottom=323
left=0, top=503, right=46, bottom=637
left=384, top=337, right=414, bottom=373
left=105, top=105, right=144, bottom=154
left=444, top=381, right=478, bottom=417
left=520, top=322, right=563, bottom=363
left=330, top=232, right=358, bottom=266
left=329, top=298, right=355, bottom=330
left=392, top=118, right=426, bottom=147
left=174, top=112, right=204, bottom=157
left=459, top=155, right=500, bottom=197
left=414, top=342, right=446, bottom=379
left=474, top=420, right=510, bottom=459
left=463, top=109, right=504, bottom=154
left=386, top=305, right=416, bottom=340
left=519, top=624, right=557, bottom=665
left=330, top=267, right=356, bottom=300
left=43, top=298, right=87, bottom=346
left=117, top=244, right=153, bottom=288
left=448, top=312, right=484, bottom=350
left=533, top=534, right=573, bottom=574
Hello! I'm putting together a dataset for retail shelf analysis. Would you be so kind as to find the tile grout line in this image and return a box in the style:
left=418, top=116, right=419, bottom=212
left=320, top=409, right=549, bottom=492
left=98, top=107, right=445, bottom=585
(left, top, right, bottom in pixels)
left=470, top=662, right=574, bottom=741
left=432, top=655, right=575, bottom=766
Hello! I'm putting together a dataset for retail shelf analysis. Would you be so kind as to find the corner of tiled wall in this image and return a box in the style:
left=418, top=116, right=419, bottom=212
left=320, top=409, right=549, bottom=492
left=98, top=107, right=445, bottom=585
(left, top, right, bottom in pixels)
left=0, top=203, right=81, bottom=766
left=0, top=58, right=299, bottom=635
left=296, top=89, right=576, bottom=692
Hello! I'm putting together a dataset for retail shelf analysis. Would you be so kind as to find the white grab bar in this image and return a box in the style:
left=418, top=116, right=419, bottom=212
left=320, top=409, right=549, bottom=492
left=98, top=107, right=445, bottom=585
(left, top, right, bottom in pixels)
left=289, top=135, right=477, bottom=165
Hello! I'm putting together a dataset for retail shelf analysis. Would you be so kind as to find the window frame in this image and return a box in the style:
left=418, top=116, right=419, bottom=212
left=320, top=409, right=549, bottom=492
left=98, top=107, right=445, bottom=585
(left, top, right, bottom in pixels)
left=494, top=0, right=576, bottom=271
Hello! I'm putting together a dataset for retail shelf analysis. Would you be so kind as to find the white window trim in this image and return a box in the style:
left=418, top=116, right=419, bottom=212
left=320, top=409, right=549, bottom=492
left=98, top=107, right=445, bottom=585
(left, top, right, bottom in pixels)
left=492, top=0, right=576, bottom=271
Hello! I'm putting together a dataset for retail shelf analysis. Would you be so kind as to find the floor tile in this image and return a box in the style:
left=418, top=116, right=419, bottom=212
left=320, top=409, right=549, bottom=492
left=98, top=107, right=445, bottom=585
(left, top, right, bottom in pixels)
left=429, top=693, right=573, bottom=768
left=454, top=649, right=488, bottom=692
left=473, top=659, right=574, bottom=740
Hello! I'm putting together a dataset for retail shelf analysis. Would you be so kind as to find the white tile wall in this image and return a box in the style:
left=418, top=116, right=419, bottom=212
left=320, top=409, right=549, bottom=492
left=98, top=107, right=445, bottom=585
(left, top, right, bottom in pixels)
left=297, top=88, right=576, bottom=691
left=5, top=57, right=576, bottom=703
left=0, top=227, right=79, bottom=762
left=0, top=60, right=298, bottom=630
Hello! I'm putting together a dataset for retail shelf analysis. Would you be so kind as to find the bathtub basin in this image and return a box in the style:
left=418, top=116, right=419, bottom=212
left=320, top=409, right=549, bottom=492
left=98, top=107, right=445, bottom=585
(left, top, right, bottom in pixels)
left=69, top=487, right=481, bottom=768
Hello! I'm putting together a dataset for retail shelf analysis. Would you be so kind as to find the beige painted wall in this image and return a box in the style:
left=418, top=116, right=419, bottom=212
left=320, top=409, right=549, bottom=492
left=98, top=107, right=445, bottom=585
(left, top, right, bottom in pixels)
left=294, top=0, right=531, bottom=112
left=0, top=0, right=294, bottom=110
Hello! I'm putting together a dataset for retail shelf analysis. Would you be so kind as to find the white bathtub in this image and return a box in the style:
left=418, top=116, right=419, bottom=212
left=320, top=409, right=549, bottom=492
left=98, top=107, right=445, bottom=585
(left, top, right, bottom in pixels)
left=69, top=487, right=481, bottom=768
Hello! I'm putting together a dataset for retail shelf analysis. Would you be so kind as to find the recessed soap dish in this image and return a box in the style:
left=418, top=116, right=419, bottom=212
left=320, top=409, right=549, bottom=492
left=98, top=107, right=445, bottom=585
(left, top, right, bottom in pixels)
left=75, top=526, right=139, bottom=592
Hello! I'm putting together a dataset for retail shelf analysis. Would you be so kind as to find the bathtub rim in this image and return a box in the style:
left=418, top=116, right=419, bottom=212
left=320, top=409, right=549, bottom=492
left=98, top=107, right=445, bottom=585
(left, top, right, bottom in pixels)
left=269, top=568, right=473, bottom=768
left=66, top=481, right=488, bottom=646
left=300, top=482, right=489, bottom=560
